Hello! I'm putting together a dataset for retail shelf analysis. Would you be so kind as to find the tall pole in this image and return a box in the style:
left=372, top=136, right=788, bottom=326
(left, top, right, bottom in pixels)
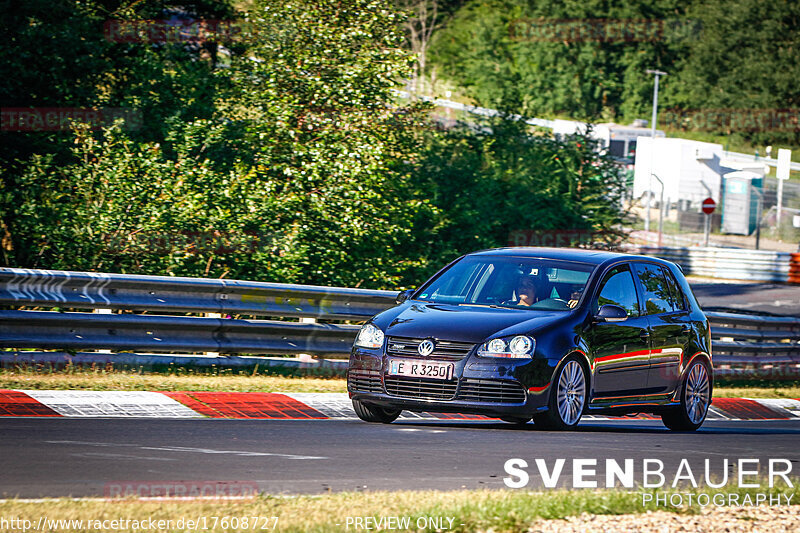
left=652, top=174, right=665, bottom=248
left=777, top=172, right=785, bottom=230
left=776, top=148, right=792, bottom=233
left=751, top=185, right=763, bottom=250
left=645, top=69, right=667, bottom=234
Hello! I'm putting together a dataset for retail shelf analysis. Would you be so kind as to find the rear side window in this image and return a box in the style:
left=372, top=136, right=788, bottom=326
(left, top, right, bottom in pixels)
left=662, top=267, right=687, bottom=311
left=594, top=265, right=640, bottom=317
left=632, top=263, right=674, bottom=315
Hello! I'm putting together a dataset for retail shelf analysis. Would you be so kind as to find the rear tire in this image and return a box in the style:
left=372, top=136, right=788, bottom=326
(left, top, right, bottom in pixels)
left=661, top=359, right=711, bottom=431
left=533, top=357, right=586, bottom=430
left=352, top=399, right=401, bottom=424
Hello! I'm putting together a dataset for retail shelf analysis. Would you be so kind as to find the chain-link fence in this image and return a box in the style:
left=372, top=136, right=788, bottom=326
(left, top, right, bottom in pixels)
left=631, top=176, right=800, bottom=252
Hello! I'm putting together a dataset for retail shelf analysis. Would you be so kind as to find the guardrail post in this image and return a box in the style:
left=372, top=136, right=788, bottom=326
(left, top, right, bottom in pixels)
left=94, top=308, right=113, bottom=354
left=298, top=317, right=317, bottom=362
left=205, top=312, right=221, bottom=356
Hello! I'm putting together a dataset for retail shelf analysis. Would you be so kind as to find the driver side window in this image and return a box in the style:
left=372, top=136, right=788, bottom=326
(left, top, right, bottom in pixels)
left=594, top=265, right=640, bottom=317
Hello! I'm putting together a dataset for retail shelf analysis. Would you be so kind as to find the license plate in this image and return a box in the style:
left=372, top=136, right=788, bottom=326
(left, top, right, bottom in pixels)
left=388, top=359, right=454, bottom=380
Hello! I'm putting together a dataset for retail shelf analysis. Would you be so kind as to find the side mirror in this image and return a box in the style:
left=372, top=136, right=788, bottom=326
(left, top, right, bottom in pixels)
left=595, top=304, right=628, bottom=323
left=395, top=289, right=415, bottom=304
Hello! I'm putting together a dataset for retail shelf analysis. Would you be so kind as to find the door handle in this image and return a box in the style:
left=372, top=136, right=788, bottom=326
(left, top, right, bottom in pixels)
left=639, top=329, right=650, bottom=339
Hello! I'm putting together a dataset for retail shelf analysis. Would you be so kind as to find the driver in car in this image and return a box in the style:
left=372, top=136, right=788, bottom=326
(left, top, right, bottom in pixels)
left=508, top=274, right=540, bottom=306
left=507, top=273, right=580, bottom=309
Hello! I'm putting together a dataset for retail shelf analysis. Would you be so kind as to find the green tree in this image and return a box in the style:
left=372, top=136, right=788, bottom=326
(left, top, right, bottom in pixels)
left=667, top=0, right=800, bottom=147
left=1, top=0, right=237, bottom=265
left=3, top=0, right=438, bottom=289
left=429, top=0, right=799, bottom=146
left=413, top=118, right=629, bottom=260
left=213, top=0, right=437, bottom=286
left=430, top=0, right=690, bottom=121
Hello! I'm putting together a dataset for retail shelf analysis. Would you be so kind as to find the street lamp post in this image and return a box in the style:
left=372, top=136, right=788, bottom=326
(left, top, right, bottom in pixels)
left=645, top=69, right=667, bottom=234
left=651, top=173, right=665, bottom=248
left=751, top=185, right=763, bottom=250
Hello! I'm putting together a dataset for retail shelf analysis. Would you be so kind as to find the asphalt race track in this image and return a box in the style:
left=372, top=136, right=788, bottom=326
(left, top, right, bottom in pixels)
left=690, top=282, right=800, bottom=316
left=1, top=418, right=798, bottom=498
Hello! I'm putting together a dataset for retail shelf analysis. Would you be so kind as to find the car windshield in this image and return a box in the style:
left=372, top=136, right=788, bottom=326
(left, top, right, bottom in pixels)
left=415, top=255, right=595, bottom=311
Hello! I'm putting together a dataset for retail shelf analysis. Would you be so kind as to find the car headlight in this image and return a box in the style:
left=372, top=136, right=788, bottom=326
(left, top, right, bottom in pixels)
left=508, top=335, right=533, bottom=354
left=477, top=335, right=534, bottom=359
left=355, top=323, right=385, bottom=349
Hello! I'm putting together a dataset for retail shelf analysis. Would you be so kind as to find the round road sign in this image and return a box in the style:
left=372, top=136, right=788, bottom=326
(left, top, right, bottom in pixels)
left=702, top=197, right=716, bottom=215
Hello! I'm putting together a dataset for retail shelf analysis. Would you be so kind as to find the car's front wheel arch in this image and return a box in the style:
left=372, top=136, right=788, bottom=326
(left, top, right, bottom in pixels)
left=534, top=353, right=590, bottom=430
left=559, top=350, right=592, bottom=407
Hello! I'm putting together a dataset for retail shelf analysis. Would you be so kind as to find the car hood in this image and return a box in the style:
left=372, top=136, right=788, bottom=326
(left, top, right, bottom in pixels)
left=373, top=301, right=569, bottom=343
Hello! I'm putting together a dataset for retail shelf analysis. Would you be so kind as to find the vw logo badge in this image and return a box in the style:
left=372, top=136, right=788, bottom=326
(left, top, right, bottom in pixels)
left=418, top=340, right=435, bottom=356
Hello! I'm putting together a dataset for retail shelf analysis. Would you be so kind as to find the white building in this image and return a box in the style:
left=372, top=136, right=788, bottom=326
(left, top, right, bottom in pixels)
left=553, top=120, right=665, bottom=161
left=633, top=137, right=728, bottom=208
left=633, top=137, right=771, bottom=209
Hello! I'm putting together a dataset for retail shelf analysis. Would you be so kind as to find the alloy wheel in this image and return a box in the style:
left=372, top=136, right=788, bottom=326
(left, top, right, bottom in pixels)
left=684, top=362, right=710, bottom=424
left=556, top=360, right=586, bottom=426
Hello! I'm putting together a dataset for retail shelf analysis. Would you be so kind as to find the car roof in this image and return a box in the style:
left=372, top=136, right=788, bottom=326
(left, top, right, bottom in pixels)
left=468, top=247, right=660, bottom=267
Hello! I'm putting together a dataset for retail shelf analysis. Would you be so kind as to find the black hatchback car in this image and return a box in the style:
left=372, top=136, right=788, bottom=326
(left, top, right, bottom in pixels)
left=347, top=248, right=712, bottom=431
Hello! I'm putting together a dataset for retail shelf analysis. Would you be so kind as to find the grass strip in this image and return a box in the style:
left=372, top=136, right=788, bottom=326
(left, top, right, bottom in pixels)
left=712, top=386, right=800, bottom=399
left=0, top=367, right=346, bottom=393
left=1, top=486, right=798, bottom=532
left=713, top=378, right=800, bottom=399
left=1, top=368, right=798, bottom=398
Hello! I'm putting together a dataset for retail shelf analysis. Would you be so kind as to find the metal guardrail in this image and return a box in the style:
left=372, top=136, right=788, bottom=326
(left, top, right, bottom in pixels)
left=634, top=246, right=795, bottom=283
left=0, top=267, right=395, bottom=320
left=0, top=309, right=359, bottom=356
left=1, top=268, right=798, bottom=368
left=707, top=311, right=800, bottom=372
left=0, top=267, right=383, bottom=357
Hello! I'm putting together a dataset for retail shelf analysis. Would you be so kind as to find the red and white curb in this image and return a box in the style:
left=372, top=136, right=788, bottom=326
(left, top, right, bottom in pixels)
left=1, top=390, right=799, bottom=421
left=22, top=390, right=203, bottom=418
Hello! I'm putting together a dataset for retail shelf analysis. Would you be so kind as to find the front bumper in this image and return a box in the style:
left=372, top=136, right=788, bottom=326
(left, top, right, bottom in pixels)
left=348, top=348, right=554, bottom=417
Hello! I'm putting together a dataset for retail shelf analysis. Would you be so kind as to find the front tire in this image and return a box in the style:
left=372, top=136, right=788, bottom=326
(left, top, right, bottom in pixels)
left=661, top=359, right=711, bottom=431
left=352, top=399, right=401, bottom=424
left=533, top=358, right=586, bottom=430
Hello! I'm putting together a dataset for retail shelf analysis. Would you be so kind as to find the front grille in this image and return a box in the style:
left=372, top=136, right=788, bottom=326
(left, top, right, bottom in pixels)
left=458, top=379, right=526, bottom=404
left=347, top=370, right=383, bottom=394
left=386, top=336, right=475, bottom=361
left=384, top=376, right=458, bottom=400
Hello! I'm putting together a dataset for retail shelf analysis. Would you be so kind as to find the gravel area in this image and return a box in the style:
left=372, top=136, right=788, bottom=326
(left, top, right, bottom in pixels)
left=527, top=505, right=800, bottom=533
